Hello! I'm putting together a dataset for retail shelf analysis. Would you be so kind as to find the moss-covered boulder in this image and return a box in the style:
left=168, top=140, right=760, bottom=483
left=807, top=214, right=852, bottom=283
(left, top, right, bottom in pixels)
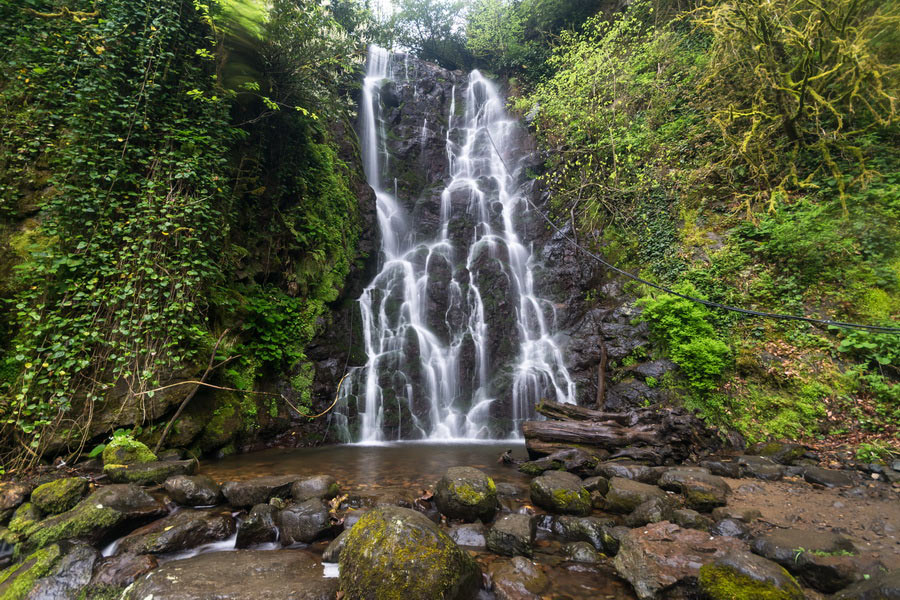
left=0, top=543, right=63, bottom=600
left=699, top=551, right=804, bottom=600
left=658, top=469, right=729, bottom=512
left=30, top=477, right=89, bottom=515
left=529, top=471, right=591, bottom=516
left=748, top=442, right=806, bottom=465
left=7, top=504, right=41, bottom=537
left=339, top=506, right=481, bottom=600
left=434, top=467, right=499, bottom=522
left=102, top=436, right=156, bottom=466
left=603, top=477, right=668, bottom=513
left=104, top=458, right=198, bottom=485
left=21, top=542, right=99, bottom=600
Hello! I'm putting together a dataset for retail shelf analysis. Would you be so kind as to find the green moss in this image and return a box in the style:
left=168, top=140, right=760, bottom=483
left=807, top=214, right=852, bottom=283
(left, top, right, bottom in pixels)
left=699, top=564, right=803, bottom=600
left=0, top=543, right=61, bottom=600
left=104, top=459, right=196, bottom=485
left=552, top=487, right=591, bottom=513
left=101, top=436, right=156, bottom=466
left=30, top=478, right=88, bottom=515
left=25, top=499, right=122, bottom=551
left=450, top=482, right=489, bottom=506
left=7, top=504, right=40, bottom=536
left=684, top=489, right=722, bottom=511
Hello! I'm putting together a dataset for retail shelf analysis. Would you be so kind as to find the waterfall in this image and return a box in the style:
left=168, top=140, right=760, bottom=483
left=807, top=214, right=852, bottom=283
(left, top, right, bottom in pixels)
left=334, top=47, right=575, bottom=444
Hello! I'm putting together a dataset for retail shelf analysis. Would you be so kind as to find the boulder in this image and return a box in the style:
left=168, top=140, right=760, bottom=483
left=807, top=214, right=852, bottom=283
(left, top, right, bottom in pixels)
left=221, top=475, right=299, bottom=508
left=125, top=549, right=338, bottom=600
left=115, top=508, right=235, bottom=555
left=8, top=504, right=41, bottom=536
left=0, top=483, right=32, bottom=512
left=529, top=471, right=591, bottom=515
left=658, top=468, right=729, bottom=512
left=236, top=504, right=279, bottom=548
left=710, top=518, right=750, bottom=539
left=699, top=550, right=804, bottom=600
left=748, top=442, right=806, bottom=465
left=91, top=553, right=159, bottom=587
left=604, top=477, right=668, bottom=513
left=0, top=543, right=65, bottom=600
left=804, top=466, right=852, bottom=488
left=102, top=436, right=156, bottom=466
left=739, top=456, right=784, bottom=481
left=518, top=448, right=601, bottom=477
left=278, top=498, right=333, bottom=545
left=486, top=514, right=535, bottom=557
left=831, top=568, right=900, bottom=599
left=448, top=523, right=486, bottom=548
left=24, top=542, right=99, bottom=600
left=672, top=508, right=712, bottom=531
left=595, top=462, right=663, bottom=484
left=434, top=467, right=499, bottom=522
left=104, top=459, right=198, bottom=485
left=30, top=478, right=89, bottom=515
left=488, top=556, right=549, bottom=600
left=322, top=529, right=349, bottom=562
left=291, top=475, right=340, bottom=502
left=752, top=529, right=867, bottom=593
left=613, top=521, right=746, bottom=600
left=563, top=541, right=602, bottom=563
left=164, top=475, right=221, bottom=506
left=338, top=506, right=481, bottom=600
left=24, top=484, right=166, bottom=550
left=581, top=476, right=609, bottom=495
left=700, top=459, right=743, bottom=478
left=552, top=515, right=618, bottom=554
left=625, top=497, right=675, bottom=528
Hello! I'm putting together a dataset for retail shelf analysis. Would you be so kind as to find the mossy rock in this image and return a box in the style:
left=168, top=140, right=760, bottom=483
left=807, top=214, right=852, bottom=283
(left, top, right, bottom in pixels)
left=339, top=506, right=481, bottom=600
left=7, top=504, right=40, bottom=536
left=30, top=477, right=89, bottom=515
left=699, top=551, right=804, bottom=600
left=434, top=467, right=499, bottom=523
left=529, top=471, right=591, bottom=516
left=102, top=437, right=156, bottom=466
left=604, top=477, right=668, bottom=514
left=104, top=459, right=198, bottom=485
left=0, top=543, right=62, bottom=600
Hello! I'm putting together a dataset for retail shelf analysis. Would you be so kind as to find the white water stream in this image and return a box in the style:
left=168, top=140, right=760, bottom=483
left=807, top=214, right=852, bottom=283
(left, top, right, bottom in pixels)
left=334, top=47, right=574, bottom=443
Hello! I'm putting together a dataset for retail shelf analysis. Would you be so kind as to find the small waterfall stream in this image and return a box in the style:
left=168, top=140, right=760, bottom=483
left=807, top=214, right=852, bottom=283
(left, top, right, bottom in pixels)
left=335, top=47, right=575, bottom=443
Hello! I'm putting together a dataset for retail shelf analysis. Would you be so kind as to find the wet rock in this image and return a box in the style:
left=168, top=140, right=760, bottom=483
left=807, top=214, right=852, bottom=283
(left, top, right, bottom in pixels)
left=486, top=514, right=535, bottom=557
left=582, top=476, right=609, bottom=495
left=700, top=459, right=743, bottom=478
left=30, top=478, right=89, bottom=515
left=102, top=436, right=156, bottom=466
left=552, top=515, right=618, bottom=554
left=831, top=568, right=900, bottom=599
left=116, top=508, right=235, bottom=555
left=519, top=448, right=600, bottom=477
left=495, top=483, right=523, bottom=498
left=25, top=542, right=99, bottom=600
left=596, top=462, right=663, bottom=484
left=91, top=553, right=158, bottom=587
left=658, top=468, right=729, bottom=512
left=125, top=549, right=338, bottom=600
left=278, top=498, right=333, bottom=545
left=529, top=471, right=591, bottom=515
left=164, top=474, right=221, bottom=506
left=0, top=543, right=65, bottom=599
left=236, top=504, right=279, bottom=548
left=739, top=456, right=784, bottom=481
left=632, top=360, right=676, bottom=381
left=748, top=442, right=806, bottom=465
left=699, top=550, right=804, bottom=600
left=710, top=518, right=750, bottom=539
left=605, top=379, right=662, bottom=411
left=434, top=467, right=499, bottom=522
left=448, top=522, right=486, bottom=548
left=8, top=503, right=41, bottom=536
left=221, top=475, right=298, bottom=507
left=604, top=477, right=668, bottom=513
left=339, top=506, right=481, bottom=600
left=488, top=556, right=549, bottom=600
left=322, top=529, right=349, bottom=562
left=625, top=497, right=675, bottom=528
left=563, top=541, right=602, bottom=563
left=0, top=483, right=32, bottom=512
left=613, top=521, right=746, bottom=600
left=104, top=458, right=198, bottom=485
left=291, top=475, right=340, bottom=502
left=752, top=529, right=864, bottom=593
left=24, top=484, right=166, bottom=550
left=672, top=508, right=712, bottom=531
left=804, top=466, right=853, bottom=488
left=711, top=507, right=761, bottom=522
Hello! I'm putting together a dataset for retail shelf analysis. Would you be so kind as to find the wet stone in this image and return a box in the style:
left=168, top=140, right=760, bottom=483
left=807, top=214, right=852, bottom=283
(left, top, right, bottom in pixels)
left=91, top=552, right=159, bottom=587
left=603, top=477, right=668, bottom=514
left=529, top=471, right=591, bottom=516
left=489, top=556, right=549, bottom=600
left=739, top=456, right=785, bottom=481
left=434, top=466, right=499, bottom=522
left=751, top=529, right=862, bottom=593
left=552, top=515, right=618, bottom=555
left=322, top=529, right=349, bottom=562
left=804, top=466, right=853, bottom=488
left=563, top=541, right=602, bottom=563
left=278, top=498, right=333, bottom=545
left=487, top=513, right=535, bottom=557
left=581, top=476, right=609, bottom=495
left=115, top=508, right=236, bottom=555
left=625, top=496, right=675, bottom=528
left=221, top=475, right=299, bottom=507
left=710, top=518, right=750, bottom=539
left=700, top=459, right=743, bottom=479
left=711, top=506, right=761, bottom=522
left=595, top=462, right=663, bottom=485
left=164, top=474, right=221, bottom=506
left=291, top=475, right=340, bottom=503
left=831, top=568, right=900, bottom=600
left=30, top=478, right=89, bottom=516
left=104, top=459, right=198, bottom=486
left=236, top=504, right=278, bottom=548
left=448, top=522, right=486, bottom=548
left=672, top=508, right=712, bottom=531
left=23, top=542, right=98, bottom=600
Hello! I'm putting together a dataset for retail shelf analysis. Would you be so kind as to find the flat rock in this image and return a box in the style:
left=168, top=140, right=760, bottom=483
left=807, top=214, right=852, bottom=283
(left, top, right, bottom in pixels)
left=672, top=508, right=712, bottom=531
left=488, top=556, right=549, bottom=600
left=291, top=475, right=340, bottom=502
left=91, top=552, right=159, bottom=587
left=277, top=498, right=333, bottom=545
left=804, top=466, right=853, bottom=488
left=115, top=508, right=235, bottom=555
left=613, top=521, right=746, bottom=600
left=711, top=506, right=761, bottom=522
left=125, top=549, right=338, bottom=600
left=529, top=471, right=591, bottom=515
left=448, top=522, right=486, bottom=548
left=748, top=442, right=806, bottom=465
left=831, top=568, right=900, bottom=599
left=699, top=550, right=803, bottom=600
left=752, top=529, right=867, bottom=593
left=658, top=469, right=729, bottom=512
left=518, top=448, right=601, bottom=477
left=104, top=459, right=198, bottom=485
left=164, top=475, right=222, bottom=506
left=221, top=475, right=299, bottom=507
left=604, top=477, right=668, bottom=513
left=236, top=504, right=279, bottom=548
left=739, top=456, right=784, bottom=481
left=700, top=459, right=743, bottom=478
left=486, top=514, right=535, bottom=557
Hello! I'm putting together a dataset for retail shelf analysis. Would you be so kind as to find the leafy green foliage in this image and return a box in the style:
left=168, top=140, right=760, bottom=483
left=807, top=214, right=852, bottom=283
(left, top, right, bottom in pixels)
left=391, top=0, right=471, bottom=69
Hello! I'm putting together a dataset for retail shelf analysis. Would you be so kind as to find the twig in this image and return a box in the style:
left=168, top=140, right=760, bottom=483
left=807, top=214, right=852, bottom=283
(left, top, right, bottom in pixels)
left=304, top=372, right=350, bottom=419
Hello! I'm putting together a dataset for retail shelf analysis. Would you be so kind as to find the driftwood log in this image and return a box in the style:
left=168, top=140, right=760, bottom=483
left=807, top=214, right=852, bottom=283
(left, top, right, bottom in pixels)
left=524, top=400, right=720, bottom=465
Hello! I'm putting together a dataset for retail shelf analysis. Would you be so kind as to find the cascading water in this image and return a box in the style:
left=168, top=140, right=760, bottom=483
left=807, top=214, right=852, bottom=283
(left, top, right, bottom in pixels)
left=334, top=47, right=575, bottom=443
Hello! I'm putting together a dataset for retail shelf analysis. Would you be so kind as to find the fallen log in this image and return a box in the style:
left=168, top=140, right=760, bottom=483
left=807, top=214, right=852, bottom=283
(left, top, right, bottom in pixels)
left=536, top=400, right=633, bottom=424
left=523, top=420, right=660, bottom=447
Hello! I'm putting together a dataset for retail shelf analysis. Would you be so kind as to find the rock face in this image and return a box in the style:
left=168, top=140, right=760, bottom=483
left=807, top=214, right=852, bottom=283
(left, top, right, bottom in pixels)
left=604, top=477, right=668, bottom=513
left=164, top=475, right=222, bottom=506
left=115, top=508, right=235, bottom=555
left=434, top=467, right=499, bottom=523
left=699, top=550, right=804, bottom=600
left=613, top=521, right=746, bottom=600
left=125, top=549, right=338, bottom=600
left=29, top=478, right=88, bottom=515
left=529, top=471, right=591, bottom=515
left=338, top=506, right=481, bottom=600
left=486, top=514, right=535, bottom=557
